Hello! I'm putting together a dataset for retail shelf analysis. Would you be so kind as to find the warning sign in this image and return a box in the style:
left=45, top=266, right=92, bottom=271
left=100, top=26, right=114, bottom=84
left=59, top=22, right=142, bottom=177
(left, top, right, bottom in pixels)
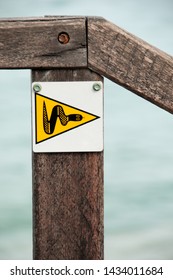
left=35, top=93, right=99, bottom=144
left=32, top=81, right=103, bottom=152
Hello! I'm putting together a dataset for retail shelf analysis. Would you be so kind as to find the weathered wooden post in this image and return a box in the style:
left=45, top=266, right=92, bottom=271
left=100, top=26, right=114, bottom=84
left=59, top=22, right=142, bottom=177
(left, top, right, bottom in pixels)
left=32, top=69, right=104, bottom=259
left=30, top=17, right=104, bottom=259
left=0, top=16, right=173, bottom=260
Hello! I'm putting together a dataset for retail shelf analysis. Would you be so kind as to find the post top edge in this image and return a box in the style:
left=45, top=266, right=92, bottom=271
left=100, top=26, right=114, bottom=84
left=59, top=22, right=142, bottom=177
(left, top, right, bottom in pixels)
left=0, top=16, right=87, bottom=22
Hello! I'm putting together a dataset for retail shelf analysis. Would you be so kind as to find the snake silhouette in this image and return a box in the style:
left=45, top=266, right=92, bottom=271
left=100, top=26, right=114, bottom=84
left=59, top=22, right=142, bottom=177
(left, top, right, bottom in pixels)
left=43, top=102, right=83, bottom=134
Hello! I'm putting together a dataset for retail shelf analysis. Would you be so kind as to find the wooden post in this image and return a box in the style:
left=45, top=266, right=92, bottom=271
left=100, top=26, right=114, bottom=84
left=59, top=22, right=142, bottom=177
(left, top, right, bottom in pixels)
left=32, top=69, right=104, bottom=260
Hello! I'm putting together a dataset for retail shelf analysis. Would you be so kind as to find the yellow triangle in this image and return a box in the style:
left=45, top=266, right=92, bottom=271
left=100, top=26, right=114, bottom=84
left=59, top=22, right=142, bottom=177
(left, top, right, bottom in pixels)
left=35, top=93, right=99, bottom=144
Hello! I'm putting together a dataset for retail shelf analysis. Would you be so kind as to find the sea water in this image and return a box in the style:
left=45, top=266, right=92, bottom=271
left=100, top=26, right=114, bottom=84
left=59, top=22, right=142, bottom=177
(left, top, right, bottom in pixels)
left=0, top=0, right=173, bottom=259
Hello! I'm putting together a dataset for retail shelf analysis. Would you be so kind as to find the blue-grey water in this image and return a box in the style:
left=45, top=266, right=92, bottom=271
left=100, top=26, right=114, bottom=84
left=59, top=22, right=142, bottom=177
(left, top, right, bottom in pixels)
left=0, top=0, right=173, bottom=259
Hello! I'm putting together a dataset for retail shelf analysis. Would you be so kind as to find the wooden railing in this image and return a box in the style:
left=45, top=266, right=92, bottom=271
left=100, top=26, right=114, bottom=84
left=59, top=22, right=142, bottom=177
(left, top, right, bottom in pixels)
left=0, top=16, right=173, bottom=260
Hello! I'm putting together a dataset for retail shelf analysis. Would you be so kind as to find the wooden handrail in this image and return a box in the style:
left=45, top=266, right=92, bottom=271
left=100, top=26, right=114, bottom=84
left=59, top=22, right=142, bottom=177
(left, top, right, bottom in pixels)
left=87, top=17, right=173, bottom=114
left=0, top=16, right=173, bottom=114
left=0, top=17, right=87, bottom=68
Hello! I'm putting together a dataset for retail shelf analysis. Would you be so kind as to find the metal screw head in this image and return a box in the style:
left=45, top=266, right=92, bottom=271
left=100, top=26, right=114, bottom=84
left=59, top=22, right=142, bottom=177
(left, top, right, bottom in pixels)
left=93, top=83, right=101, bottom=91
left=58, top=32, right=70, bottom=44
left=33, top=84, right=42, bottom=92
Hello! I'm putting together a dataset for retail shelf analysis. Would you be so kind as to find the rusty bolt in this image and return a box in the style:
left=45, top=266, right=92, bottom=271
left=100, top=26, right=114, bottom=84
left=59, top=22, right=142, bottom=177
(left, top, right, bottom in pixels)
left=58, top=32, right=70, bottom=44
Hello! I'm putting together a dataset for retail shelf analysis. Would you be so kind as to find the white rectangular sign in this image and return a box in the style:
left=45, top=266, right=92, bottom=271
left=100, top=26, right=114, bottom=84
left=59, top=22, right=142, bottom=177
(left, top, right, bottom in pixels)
left=32, top=81, right=103, bottom=152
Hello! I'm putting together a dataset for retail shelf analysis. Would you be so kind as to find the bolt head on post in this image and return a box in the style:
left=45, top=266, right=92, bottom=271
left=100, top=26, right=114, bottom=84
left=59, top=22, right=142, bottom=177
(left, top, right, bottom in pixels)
left=58, top=32, right=70, bottom=44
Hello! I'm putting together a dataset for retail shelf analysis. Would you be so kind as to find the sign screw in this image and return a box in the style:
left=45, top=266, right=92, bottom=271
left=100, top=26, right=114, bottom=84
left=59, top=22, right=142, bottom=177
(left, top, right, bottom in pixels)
left=33, top=84, right=42, bottom=93
left=93, top=83, right=101, bottom=91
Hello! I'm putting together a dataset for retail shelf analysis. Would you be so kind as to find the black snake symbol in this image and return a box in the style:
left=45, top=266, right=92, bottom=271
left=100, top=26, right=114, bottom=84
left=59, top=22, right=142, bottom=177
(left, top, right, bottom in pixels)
left=43, top=102, right=83, bottom=134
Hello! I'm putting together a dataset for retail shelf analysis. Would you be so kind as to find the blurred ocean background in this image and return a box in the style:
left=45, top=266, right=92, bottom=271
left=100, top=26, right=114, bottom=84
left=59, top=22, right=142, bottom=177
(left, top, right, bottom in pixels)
left=0, top=0, right=173, bottom=259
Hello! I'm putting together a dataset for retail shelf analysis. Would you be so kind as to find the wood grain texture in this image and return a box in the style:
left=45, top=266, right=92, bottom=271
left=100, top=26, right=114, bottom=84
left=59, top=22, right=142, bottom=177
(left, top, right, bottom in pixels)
left=88, top=17, right=173, bottom=114
left=32, top=69, right=104, bottom=260
left=0, top=17, right=87, bottom=68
